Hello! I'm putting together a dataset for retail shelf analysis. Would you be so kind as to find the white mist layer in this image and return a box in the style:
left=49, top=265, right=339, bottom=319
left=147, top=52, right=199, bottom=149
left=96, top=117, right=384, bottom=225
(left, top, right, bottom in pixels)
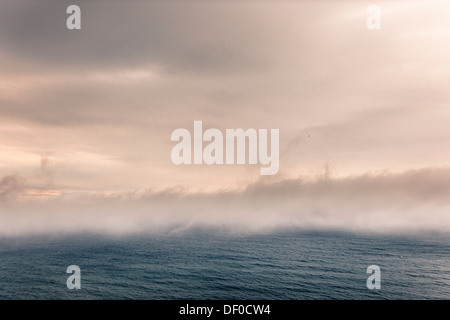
left=1, top=167, right=450, bottom=237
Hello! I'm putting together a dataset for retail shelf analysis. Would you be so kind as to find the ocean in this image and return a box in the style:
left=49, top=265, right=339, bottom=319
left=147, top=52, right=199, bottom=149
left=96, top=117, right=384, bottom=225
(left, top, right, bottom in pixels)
left=0, top=231, right=448, bottom=300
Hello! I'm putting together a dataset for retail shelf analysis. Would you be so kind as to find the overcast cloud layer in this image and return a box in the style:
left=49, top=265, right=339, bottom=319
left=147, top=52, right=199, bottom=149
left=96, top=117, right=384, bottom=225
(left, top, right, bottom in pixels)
left=1, top=1, right=450, bottom=236
left=1, top=167, right=450, bottom=237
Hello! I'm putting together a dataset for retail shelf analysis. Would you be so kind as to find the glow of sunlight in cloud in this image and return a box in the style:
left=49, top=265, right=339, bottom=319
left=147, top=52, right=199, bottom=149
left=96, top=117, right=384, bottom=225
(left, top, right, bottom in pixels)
left=1, top=167, right=450, bottom=237
left=0, top=1, right=450, bottom=236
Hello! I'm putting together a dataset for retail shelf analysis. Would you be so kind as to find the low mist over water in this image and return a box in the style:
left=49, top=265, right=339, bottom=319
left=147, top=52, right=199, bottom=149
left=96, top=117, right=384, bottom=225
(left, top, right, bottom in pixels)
left=0, top=231, right=448, bottom=299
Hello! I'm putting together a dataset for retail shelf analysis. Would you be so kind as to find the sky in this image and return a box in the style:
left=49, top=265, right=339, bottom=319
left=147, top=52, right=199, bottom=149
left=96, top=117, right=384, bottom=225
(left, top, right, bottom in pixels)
left=1, top=0, right=450, bottom=236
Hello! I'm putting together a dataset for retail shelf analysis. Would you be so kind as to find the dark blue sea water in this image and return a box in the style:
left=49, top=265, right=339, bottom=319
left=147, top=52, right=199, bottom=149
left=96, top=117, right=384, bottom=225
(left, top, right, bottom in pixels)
left=0, top=231, right=448, bottom=299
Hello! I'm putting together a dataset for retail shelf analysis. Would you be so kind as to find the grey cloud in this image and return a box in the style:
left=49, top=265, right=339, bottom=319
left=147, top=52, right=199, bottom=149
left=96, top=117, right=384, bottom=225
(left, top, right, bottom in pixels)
left=39, top=156, right=53, bottom=187
left=0, top=0, right=269, bottom=75
left=0, top=175, right=26, bottom=200
left=1, top=0, right=450, bottom=207
left=1, top=167, right=449, bottom=237
left=243, top=167, right=450, bottom=206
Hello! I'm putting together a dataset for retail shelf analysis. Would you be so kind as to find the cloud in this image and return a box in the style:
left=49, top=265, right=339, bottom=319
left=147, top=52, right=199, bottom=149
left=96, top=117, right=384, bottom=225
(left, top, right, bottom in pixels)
left=0, top=1, right=270, bottom=75
left=0, top=174, right=26, bottom=200
left=39, top=156, right=53, bottom=186
left=1, top=0, right=450, bottom=222
left=1, top=167, right=449, bottom=237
